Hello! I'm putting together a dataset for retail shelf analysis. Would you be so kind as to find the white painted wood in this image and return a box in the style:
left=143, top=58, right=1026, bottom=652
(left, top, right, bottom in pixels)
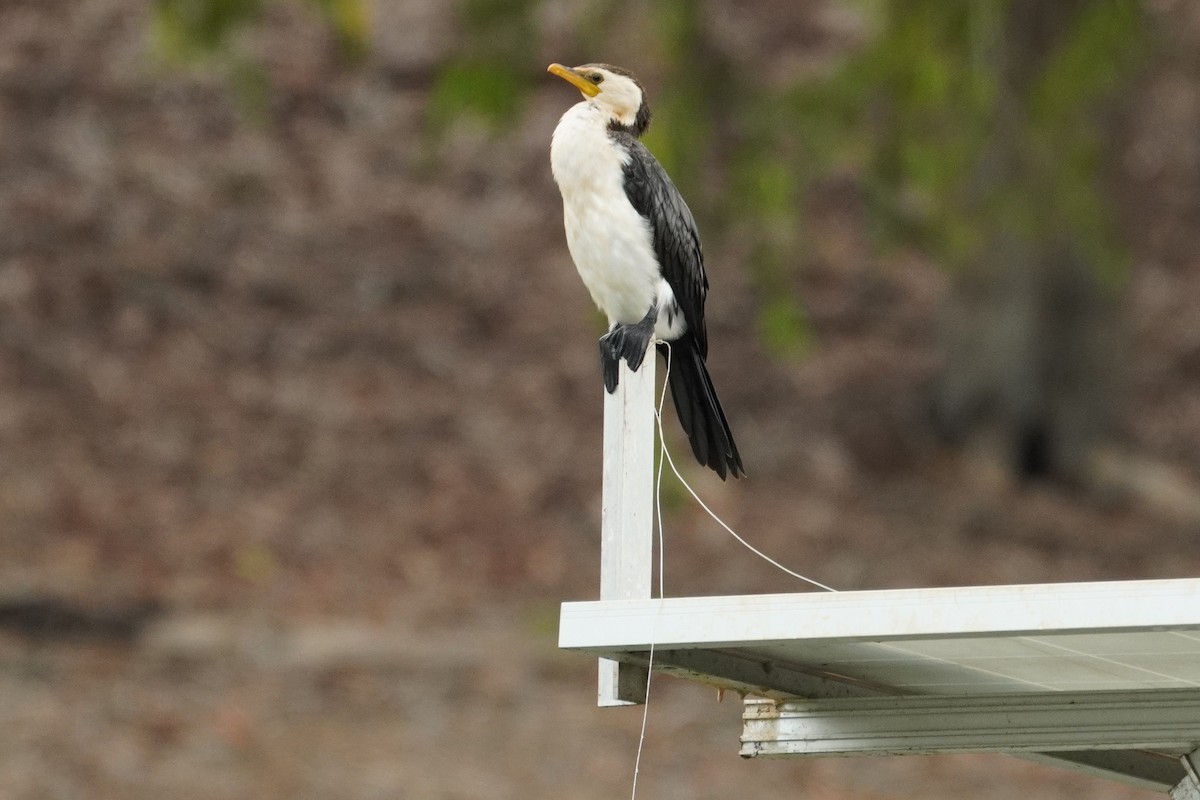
left=740, top=690, right=1200, bottom=757
left=597, top=350, right=655, bottom=706
left=562, top=578, right=1200, bottom=652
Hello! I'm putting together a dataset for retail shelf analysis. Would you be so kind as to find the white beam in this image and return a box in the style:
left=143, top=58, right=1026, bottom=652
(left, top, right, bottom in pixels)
left=598, top=350, right=655, bottom=706
left=562, top=578, right=1200, bottom=652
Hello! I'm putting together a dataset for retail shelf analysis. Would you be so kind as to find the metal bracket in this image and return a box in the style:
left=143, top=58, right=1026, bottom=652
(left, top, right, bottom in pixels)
left=742, top=690, right=1200, bottom=758
left=1171, top=749, right=1200, bottom=800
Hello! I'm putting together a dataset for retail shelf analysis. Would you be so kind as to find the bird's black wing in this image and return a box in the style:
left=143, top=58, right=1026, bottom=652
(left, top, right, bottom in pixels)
left=616, top=133, right=709, bottom=357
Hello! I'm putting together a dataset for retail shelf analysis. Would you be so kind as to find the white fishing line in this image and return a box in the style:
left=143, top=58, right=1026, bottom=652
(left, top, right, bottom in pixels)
left=629, top=343, right=837, bottom=800
left=652, top=343, right=838, bottom=593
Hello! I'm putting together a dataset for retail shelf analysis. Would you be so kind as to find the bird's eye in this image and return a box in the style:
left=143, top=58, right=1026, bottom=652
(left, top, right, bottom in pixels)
left=589, top=73, right=603, bottom=84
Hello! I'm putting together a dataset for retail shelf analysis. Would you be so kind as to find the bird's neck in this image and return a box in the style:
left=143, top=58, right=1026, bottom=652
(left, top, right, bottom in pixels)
left=550, top=102, right=631, bottom=195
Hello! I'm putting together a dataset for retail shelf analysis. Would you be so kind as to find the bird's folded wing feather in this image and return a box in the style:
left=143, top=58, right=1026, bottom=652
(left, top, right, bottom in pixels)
left=616, top=133, right=709, bottom=358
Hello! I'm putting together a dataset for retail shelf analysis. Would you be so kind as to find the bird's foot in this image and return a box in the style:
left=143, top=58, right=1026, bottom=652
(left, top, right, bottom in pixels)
left=599, top=314, right=657, bottom=394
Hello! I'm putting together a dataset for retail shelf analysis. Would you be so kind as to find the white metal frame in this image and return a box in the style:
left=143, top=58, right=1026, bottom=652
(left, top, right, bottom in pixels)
left=741, top=691, right=1200, bottom=756
left=563, top=579, right=1200, bottom=652
left=574, top=357, right=1200, bottom=795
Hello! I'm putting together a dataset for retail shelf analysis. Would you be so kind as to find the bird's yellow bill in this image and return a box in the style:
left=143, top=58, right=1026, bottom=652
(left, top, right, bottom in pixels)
left=547, top=63, right=600, bottom=97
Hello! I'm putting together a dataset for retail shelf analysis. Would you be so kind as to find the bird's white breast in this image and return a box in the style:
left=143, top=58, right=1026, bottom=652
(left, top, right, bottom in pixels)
left=550, top=102, right=663, bottom=328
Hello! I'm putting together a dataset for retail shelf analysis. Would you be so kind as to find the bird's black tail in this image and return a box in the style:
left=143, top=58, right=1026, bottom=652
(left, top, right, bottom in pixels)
left=659, top=335, right=744, bottom=480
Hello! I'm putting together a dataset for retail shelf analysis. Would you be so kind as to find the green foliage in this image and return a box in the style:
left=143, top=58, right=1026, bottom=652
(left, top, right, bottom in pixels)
left=779, top=0, right=1145, bottom=285
left=152, top=0, right=368, bottom=66
left=307, top=0, right=369, bottom=60
left=642, top=0, right=724, bottom=198
left=653, top=441, right=692, bottom=515
left=757, top=292, right=812, bottom=359
left=152, top=0, right=265, bottom=62
left=730, top=149, right=810, bottom=357
left=152, top=0, right=367, bottom=119
left=850, top=2, right=1007, bottom=261
left=1023, top=1, right=1146, bottom=286
left=427, top=0, right=539, bottom=133
left=428, top=60, right=528, bottom=131
left=668, top=0, right=1145, bottom=358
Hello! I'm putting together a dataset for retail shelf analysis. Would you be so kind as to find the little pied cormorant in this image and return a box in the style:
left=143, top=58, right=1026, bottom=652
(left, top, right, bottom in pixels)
left=548, top=62, right=744, bottom=480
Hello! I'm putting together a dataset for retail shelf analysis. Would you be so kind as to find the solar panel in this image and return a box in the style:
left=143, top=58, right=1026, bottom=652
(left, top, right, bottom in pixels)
left=576, top=368, right=1200, bottom=795
left=559, top=578, right=1200, bottom=792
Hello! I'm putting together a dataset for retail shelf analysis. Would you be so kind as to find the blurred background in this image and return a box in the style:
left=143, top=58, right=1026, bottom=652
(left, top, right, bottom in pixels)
left=2, top=0, right=1199, bottom=797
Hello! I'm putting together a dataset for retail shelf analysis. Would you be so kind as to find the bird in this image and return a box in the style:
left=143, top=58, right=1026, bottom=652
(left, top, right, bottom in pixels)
left=547, top=62, right=744, bottom=480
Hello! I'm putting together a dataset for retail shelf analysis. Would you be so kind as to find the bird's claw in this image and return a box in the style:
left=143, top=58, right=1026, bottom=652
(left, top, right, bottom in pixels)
left=600, top=338, right=620, bottom=393
left=599, top=324, right=654, bottom=393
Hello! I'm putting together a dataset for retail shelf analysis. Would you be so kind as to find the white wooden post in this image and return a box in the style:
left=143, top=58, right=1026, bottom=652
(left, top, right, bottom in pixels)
left=598, top=349, right=655, bottom=706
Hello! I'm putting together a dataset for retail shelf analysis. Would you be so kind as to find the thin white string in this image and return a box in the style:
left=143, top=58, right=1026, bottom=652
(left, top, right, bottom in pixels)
left=630, top=342, right=840, bottom=800
left=653, top=342, right=839, bottom=594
